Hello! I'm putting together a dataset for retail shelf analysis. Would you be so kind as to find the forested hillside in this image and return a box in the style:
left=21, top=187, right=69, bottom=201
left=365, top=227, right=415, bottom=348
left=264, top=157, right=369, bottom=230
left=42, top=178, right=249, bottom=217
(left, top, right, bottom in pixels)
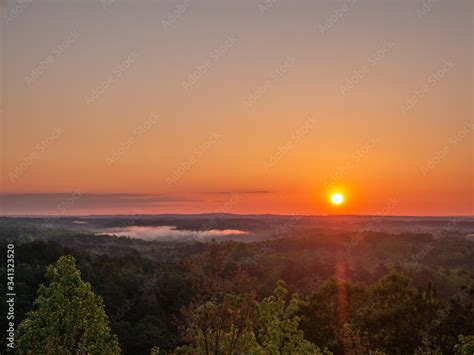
left=1, top=221, right=473, bottom=354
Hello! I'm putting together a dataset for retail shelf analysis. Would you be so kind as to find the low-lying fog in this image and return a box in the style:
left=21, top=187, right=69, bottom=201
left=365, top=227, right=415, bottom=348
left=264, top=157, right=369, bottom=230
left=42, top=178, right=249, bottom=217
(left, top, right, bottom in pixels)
left=96, top=225, right=248, bottom=241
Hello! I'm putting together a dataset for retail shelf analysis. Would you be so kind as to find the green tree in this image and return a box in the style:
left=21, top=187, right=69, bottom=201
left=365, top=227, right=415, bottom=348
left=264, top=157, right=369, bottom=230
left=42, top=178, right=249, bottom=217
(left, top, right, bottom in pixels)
left=174, top=280, right=330, bottom=355
left=17, top=255, right=120, bottom=354
left=175, top=242, right=259, bottom=354
left=299, top=277, right=369, bottom=353
left=454, top=335, right=474, bottom=354
left=256, top=280, right=328, bottom=354
left=175, top=293, right=259, bottom=354
left=360, top=271, right=441, bottom=354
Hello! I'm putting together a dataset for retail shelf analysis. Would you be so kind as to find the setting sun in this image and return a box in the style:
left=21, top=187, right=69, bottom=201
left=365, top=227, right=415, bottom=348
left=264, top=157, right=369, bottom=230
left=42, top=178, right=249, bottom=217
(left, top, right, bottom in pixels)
left=331, top=193, right=344, bottom=205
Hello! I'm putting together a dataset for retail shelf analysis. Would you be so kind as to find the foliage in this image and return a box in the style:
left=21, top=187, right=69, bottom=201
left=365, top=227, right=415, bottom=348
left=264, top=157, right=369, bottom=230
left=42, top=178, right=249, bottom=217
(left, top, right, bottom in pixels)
left=16, top=255, right=120, bottom=354
left=256, top=280, right=326, bottom=354
left=359, top=272, right=439, bottom=354
left=176, top=293, right=259, bottom=354
left=175, top=245, right=326, bottom=354
left=454, top=335, right=474, bottom=354
left=299, top=277, right=369, bottom=353
left=175, top=242, right=260, bottom=354
left=1, top=224, right=473, bottom=354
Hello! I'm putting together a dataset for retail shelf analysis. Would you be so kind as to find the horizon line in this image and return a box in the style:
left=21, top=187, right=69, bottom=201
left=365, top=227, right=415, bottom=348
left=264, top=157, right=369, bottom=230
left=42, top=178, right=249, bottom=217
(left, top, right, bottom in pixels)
left=0, top=213, right=473, bottom=219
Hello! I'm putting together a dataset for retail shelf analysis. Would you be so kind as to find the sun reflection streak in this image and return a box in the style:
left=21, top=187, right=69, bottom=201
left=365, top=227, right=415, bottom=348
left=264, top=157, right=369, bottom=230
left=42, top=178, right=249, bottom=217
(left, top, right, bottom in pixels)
left=336, top=260, right=348, bottom=352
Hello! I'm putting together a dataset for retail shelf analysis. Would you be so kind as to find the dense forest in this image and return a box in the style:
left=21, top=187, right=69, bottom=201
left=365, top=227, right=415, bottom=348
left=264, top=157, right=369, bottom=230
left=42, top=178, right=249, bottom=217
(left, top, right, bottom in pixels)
left=0, top=217, right=473, bottom=354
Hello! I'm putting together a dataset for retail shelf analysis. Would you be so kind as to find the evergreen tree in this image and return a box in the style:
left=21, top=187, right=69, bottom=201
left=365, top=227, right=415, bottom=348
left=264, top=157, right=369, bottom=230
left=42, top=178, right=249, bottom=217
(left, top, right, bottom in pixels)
left=17, top=255, right=120, bottom=354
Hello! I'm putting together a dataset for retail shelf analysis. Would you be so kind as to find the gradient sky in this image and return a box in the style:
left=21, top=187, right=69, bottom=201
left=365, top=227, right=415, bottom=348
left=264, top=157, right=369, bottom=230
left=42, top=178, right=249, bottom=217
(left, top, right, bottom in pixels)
left=0, top=0, right=472, bottom=216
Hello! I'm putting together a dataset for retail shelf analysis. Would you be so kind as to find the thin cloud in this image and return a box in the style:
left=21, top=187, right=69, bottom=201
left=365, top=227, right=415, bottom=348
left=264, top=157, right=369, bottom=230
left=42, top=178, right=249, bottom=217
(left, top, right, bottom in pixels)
left=208, top=190, right=275, bottom=195
left=0, top=193, right=200, bottom=215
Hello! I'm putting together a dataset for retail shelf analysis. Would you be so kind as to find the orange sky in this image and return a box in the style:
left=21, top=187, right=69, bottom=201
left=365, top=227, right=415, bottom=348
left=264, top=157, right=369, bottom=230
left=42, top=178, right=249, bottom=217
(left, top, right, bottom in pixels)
left=0, top=0, right=472, bottom=216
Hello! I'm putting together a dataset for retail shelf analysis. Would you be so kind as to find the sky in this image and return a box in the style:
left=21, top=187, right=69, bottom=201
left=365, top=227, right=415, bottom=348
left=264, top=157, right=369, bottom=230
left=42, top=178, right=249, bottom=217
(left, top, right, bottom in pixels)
left=0, top=0, right=472, bottom=216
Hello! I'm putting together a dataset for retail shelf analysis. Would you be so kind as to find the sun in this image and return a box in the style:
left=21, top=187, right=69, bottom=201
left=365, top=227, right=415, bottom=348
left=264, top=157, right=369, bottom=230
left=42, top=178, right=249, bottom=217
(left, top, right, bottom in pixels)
left=331, top=192, right=344, bottom=205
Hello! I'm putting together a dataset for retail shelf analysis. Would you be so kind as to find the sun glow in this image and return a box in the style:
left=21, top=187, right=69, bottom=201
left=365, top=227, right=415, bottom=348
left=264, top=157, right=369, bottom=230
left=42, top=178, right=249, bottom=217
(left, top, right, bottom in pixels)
left=331, top=193, right=344, bottom=205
